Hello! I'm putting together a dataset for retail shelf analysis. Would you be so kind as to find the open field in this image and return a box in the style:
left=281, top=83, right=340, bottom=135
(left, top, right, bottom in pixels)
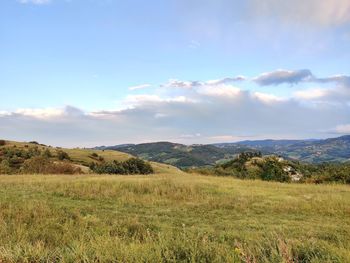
left=0, top=172, right=349, bottom=262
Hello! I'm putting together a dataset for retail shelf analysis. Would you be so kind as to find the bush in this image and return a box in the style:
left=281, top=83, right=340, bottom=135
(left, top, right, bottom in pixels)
left=92, top=158, right=154, bottom=175
left=204, top=154, right=292, bottom=182
left=22, top=156, right=81, bottom=174
left=57, top=150, right=70, bottom=161
left=0, top=140, right=6, bottom=146
left=0, top=160, right=12, bottom=174
left=260, top=158, right=291, bottom=182
left=93, top=161, right=126, bottom=174
left=42, top=149, right=52, bottom=158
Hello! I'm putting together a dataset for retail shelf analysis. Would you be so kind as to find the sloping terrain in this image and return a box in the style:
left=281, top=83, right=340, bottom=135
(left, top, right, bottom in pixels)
left=101, top=135, right=350, bottom=168
left=99, top=142, right=252, bottom=168
left=0, top=140, right=180, bottom=175
left=217, top=135, right=350, bottom=163
left=277, top=135, right=350, bottom=163
left=0, top=173, right=349, bottom=262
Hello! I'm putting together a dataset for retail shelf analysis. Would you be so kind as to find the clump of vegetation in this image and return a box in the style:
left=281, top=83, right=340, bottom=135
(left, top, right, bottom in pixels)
left=57, top=150, right=70, bottom=161
left=22, top=156, right=81, bottom=174
left=89, top=152, right=105, bottom=162
left=0, top=140, right=6, bottom=146
left=0, top=146, right=81, bottom=175
left=42, top=149, right=52, bottom=158
left=188, top=152, right=350, bottom=184
left=208, top=152, right=293, bottom=183
left=91, top=152, right=99, bottom=158
left=302, top=162, right=350, bottom=184
left=91, top=158, right=154, bottom=175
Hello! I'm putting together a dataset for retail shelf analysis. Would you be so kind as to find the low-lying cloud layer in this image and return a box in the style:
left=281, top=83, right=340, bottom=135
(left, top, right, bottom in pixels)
left=1, top=69, right=349, bottom=147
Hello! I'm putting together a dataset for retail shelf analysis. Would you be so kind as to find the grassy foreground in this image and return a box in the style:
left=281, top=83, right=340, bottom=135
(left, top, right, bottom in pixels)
left=0, top=173, right=349, bottom=262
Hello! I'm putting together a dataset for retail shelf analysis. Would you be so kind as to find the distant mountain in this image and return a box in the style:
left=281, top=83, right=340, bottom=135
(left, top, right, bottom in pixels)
left=97, top=142, right=254, bottom=168
left=216, top=135, right=350, bottom=163
left=231, top=139, right=303, bottom=148
left=276, top=135, right=350, bottom=163
left=97, top=135, right=350, bottom=168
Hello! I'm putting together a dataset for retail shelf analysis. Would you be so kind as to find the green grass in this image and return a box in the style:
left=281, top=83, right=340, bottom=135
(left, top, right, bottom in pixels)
left=0, top=172, right=349, bottom=262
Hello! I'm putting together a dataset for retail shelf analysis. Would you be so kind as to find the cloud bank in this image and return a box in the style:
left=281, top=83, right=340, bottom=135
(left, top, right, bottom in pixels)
left=1, top=70, right=349, bottom=147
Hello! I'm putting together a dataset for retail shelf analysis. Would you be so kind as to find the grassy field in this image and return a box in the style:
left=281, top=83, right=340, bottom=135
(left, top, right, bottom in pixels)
left=0, top=172, right=349, bottom=262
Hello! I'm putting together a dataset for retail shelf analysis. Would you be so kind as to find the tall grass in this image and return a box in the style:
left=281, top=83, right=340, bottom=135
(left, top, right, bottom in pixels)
left=0, top=173, right=349, bottom=262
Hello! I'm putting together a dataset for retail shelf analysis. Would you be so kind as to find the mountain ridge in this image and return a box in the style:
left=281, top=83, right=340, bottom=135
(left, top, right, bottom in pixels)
left=96, top=135, right=350, bottom=168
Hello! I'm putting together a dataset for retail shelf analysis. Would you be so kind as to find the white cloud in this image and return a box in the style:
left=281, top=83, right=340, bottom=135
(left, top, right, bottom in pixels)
left=128, top=84, right=151, bottom=91
left=161, top=76, right=246, bottom=89
left=334, top=124, right=350, bottom=134
left=253, top=92, right=285, bottom=103
left=205, top=76, right=246, bottom=85
left=199, top=85, right=241, bottom=98
left=161, top=79, right=201, bottom=89
left=294, top=88, right=328, bottom=100
left=14, top=108, right=65, bottom=119
left=1, top=71, right=349, bottom=147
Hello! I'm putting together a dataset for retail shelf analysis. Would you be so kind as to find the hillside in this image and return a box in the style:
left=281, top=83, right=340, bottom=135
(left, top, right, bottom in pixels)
left=217, top=135, right=350, bottom=163
left=100, top=135, right=350, bottom=168
left=0, top=140, right=180, bottom=175
left=98, top=142, right=253, bottom=168
left=277, top=135, right=350, bottom=163
left=0, top=173, right=349, bottom=262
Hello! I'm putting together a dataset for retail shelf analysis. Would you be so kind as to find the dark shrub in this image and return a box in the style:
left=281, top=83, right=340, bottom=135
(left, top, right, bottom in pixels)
left=260, top=158, right=290, bottom=182
left=92, top=158, right=154, bottom=175
left=57, top=150, right=70, bottom=161
left=0, top=140, right=6, bottom=146
left=93, top=161, right=126, bottom=174
left=122, top=158, right=154, bottom=174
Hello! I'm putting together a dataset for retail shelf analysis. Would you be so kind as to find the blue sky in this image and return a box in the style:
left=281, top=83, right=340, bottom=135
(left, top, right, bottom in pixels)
left=1, top=0, right=350, bottom=146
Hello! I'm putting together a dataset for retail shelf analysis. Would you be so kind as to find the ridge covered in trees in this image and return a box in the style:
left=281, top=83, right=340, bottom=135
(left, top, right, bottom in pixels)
left=187, top=152, right=350, bottom=184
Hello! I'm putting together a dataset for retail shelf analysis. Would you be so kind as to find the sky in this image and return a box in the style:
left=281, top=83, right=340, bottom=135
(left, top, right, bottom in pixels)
left=0, top=0, right=350, bottom=147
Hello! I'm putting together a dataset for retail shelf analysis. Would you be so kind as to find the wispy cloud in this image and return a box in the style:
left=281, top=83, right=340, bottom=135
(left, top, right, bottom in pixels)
left=189, top=40, right=201, bottom=49
left=161, top=76, right=246, bottom=89
left=18, top=0, right=51, bottom=4
left=128, top=84, right=151, bottom=91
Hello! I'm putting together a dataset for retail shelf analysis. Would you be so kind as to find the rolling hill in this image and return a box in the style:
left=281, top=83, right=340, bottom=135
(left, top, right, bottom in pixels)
left=99, top=135, right=350, bottom=168
left=97, top=142, right=253, bottom=168
left=216, top=135, right=350, bottom=163
left=0, top=140, right=180, bottom=175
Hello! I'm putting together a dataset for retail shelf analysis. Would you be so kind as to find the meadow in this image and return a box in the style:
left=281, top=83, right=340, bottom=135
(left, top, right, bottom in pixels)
left=0, top=172, right=349, bottom=262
